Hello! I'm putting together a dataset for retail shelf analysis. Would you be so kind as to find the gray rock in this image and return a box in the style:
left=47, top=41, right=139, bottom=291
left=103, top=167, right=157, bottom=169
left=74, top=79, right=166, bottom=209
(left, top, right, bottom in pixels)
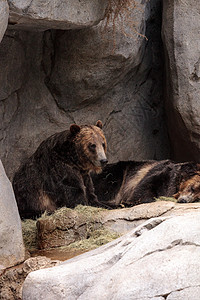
left=101, top=201, right=200, bottom=234
left=167, top=287, right=200, bottom=300
left=22, top=212, right=200, bottom=299
left=0, top=32, right=25, bottom=100
left=46, top=1, right=147, bottom=110
left=162, top=0, right=200, bottom=161
left=0, top=160, right=25, bottom=269
left=0, top=30, right=71, bottom=178
left=0, top=0, right=169, bottom=179
left=8, top=0, right=107, bottom=30
left=0, top=0, right=9, bottom=43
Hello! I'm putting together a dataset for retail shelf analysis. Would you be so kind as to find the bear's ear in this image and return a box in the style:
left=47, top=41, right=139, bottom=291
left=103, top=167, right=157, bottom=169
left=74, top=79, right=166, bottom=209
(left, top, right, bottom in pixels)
left=96, top=120, right=103, bottom=129
left=70, top=124, right=81, bottom=135
left=173, top=192, right=180, bottom=199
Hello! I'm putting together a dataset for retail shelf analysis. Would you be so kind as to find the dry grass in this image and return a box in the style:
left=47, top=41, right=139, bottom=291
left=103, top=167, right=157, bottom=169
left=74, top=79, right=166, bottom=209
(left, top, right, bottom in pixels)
left=38, top=207, right=74, bottom=226
left=37, top=205, right=106, bottom=228
left=21, top=219, right=38, bottom=251
left=21, top=205, right=119, bottom=253
left=74, top=204, right=106, bottom=221
left=61, top=228, right=120, bottom=251
left=154, top=196, right=177, bottom=203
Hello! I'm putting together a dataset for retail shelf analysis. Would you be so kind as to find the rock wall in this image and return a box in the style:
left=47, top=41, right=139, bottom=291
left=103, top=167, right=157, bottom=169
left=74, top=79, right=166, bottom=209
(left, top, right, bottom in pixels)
left=1, top=0, right=200, bottom=178
left=8, top=0, right=107, bottom=30
left=0, top=0, right=169, bottom=179
left=0, top=0, right=8, bottom=43
left=162, top=0, right=200, bottom=161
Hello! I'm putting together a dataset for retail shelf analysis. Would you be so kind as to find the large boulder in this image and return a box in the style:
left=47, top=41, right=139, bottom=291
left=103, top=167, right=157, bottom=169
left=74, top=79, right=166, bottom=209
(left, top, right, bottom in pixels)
left=162, top=0, right=200, bottom=161
left=22, top=211, right=200, bottom=299
left=0, top=0, right=169, bottom=179
left=0, top=0, right=9, bottom=43
left=46, top=3, right=146, bottom=110
left=0, top=160, right=25, bottom=270
left=8, top=0, right=107, bottom=30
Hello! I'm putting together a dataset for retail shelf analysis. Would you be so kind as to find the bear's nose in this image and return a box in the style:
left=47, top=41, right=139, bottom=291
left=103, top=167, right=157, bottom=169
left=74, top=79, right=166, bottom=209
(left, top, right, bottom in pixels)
left=177, top=198, right=187, bottom=203
left=100, top=159, right=108, bottom=167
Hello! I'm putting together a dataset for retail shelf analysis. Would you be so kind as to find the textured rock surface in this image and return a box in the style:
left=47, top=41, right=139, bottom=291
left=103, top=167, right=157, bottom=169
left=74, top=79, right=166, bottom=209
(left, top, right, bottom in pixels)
left=0, top=160, right=25, bottom=270
left=23, top=211, right=200, bottom=299
left=0, top=32, right=25, bottom=100
left=102, top=201, right=200, bottom=233
left=8, top=0, right=107, bottom=30
left=0, top=0, right=8, bottom=43
left=36, top=201, right=200, bottom=249
left=0, top=0, right=169, bottom=179
left=37, top=209, right=96, bottom=249
left=46, top=4, right=146, bottom=110
left=0, top=256, right=60, bottom=300
left=162, top=0, right=200, bottom=161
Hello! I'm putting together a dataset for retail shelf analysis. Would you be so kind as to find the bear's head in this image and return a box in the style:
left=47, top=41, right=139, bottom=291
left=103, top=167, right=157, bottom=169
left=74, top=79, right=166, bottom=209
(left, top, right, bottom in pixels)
left=70, top=120, right=108, bottom=173
left=174, top=172, right=200, bottom=203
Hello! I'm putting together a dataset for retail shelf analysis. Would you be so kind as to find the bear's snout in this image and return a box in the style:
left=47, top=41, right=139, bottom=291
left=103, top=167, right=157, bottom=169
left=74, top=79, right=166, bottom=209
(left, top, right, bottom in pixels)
left=177, top=192, right=194, bottom=203
left=100, top=159, right=108, bottom=167
left=177, top=198, right=188, bottom=203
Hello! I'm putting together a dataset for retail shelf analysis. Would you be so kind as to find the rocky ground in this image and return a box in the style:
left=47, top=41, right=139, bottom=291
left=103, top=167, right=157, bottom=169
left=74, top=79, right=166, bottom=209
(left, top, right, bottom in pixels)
left=1, top=200, right=200, bottom=299
left=22, top=205, right=200, bottom=299
left=0, top=257, right=60, bottom=300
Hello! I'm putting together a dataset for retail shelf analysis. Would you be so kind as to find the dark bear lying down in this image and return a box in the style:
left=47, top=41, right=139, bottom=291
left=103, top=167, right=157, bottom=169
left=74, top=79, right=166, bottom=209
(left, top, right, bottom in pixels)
left=92, top=160, right=200, bottom=207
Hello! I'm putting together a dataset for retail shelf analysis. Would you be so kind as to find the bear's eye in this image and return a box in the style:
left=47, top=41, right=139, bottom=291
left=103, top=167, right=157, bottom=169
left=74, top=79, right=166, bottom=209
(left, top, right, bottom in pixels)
left=102, top=143, right=106, bottom=149
left=89, top=143, right=96, bottom=152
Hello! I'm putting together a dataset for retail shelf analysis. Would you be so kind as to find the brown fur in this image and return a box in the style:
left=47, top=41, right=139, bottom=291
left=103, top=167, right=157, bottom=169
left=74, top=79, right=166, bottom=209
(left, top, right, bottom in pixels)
left=92, top=160, right=200, bottom=207
left=13, top=120, right=108, bottom=219
left=122, top=163, right=157, bottom=204
left=174, top=172, right=200, bottom=203
left=74, top=125, right=107, bottom=174
left=109, top=162, right=157, bottom=206
left=38, top=191, right=57, bottom=213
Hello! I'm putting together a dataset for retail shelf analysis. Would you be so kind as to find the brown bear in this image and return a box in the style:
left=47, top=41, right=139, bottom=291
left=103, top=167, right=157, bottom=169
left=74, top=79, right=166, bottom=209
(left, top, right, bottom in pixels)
left=13, top=120, right=108, bottom=219
left=92, top=160, right=200, bottom=207
left=174, top=172, right=200, bottom=203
